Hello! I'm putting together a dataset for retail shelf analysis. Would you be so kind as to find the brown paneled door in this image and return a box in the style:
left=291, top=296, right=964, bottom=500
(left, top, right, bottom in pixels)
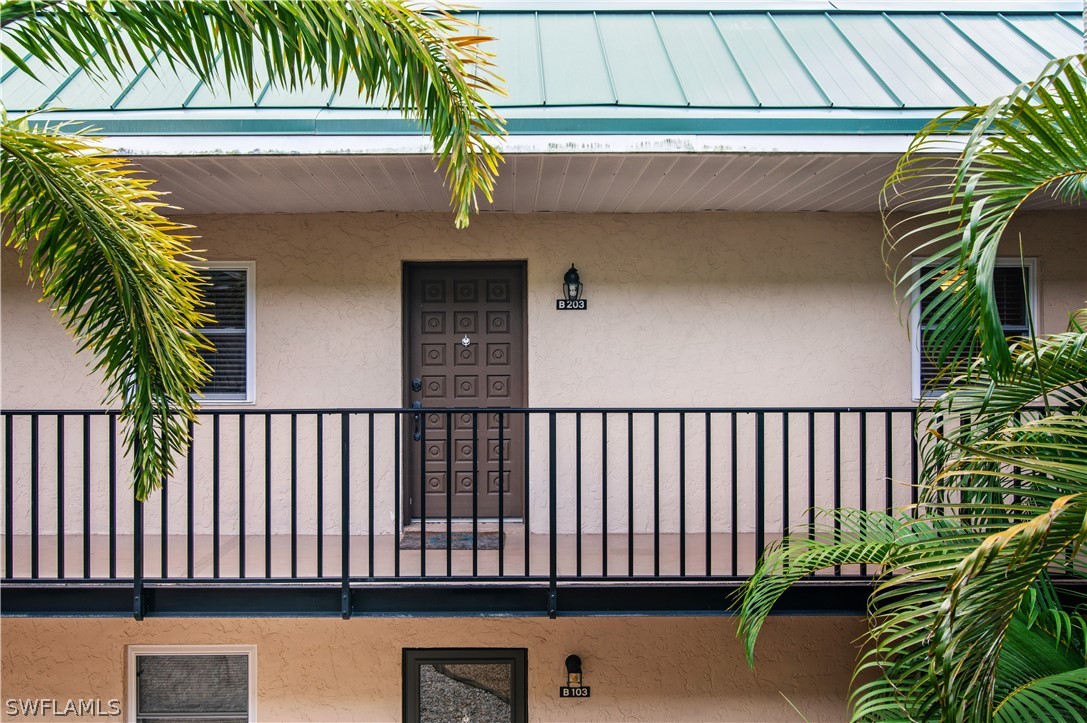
left=405, top=262, right=526, bottom=519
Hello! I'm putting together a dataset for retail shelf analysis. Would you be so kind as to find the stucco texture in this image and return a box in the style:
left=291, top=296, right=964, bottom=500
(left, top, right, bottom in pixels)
left=1, top=212, right=1084, bottom=540
left=1, top=615, right=867, bottom=722
left=2, top=211, right=1083, bottom=412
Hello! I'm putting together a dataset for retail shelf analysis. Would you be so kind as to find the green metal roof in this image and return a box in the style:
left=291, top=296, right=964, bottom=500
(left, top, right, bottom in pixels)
left=2, top=7, right=1083, bottom=136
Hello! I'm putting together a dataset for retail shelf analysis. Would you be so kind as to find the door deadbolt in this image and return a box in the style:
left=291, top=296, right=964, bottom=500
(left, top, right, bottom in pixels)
left=411, top=377, right=422, bottom=392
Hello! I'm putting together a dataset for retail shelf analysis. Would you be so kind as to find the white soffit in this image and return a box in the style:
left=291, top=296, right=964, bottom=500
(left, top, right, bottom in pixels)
left=134, top=147, right=1081, bottom=216
left=132, top=151, right=1073, bottom=217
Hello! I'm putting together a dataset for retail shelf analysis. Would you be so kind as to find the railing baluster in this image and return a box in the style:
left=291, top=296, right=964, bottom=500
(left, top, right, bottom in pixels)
left=472, top=412, right=478, bottom=578
left=910, top=409, right=919, bottom=509
left=369, top=413, right=376, bottom=580
left=859, top=412, right=868, bottom=577
left=884, top=411, right=893, bottom=514
left=445, top=411, right=452, bottom=578
left=548, top=412, right=558, bottom=617
left=133, top=493, right=144, bottom=620
left=601, top=412, right=608, bottom=578
left=341, top=412, right=350, bottom=619
left=56, top=414, right=64, bottom=579
left=729, top=412, right=737, bottom=577
left=317, top=414, right=324, bottom=578
left=30, top=414, right=38, bottom=580
left=575, top=412, right=582, bottom=579
left=653, top=412, right=660, bottom=578
left=808, top=411, right=816, bottom=539
left=523, top=413, right=530, bottom=578
left=393, top=413, right=400, bottom=579
left=83, top=415, right=91, bottom=579
left=213, top=414, right=220, bottom=579
left=4, top=415, right=12, bottom=579
left=160, top=449, right=168, bottom=578
left=704, top=412, right=712, bottom=577
left=679, top=412, right=686, bottom=578
left=755, top=412, right=765, bottom=566
left=186, top=419, right=193, bottom=579
left=291, top=413, right=298, bottom=579
left=833, top=411, right=841, bottom=577
left=238, top=413, right=246, bottom=579
left=110, top=414, right=118, bottom=580
left=497, top=411, right=504, bottom=578
left=782, top=413, right=790, bottom=549
left=265, top=414, right=272, bottom=578
left=420, top=411, right=427, bottom=578
left=627, top=412, right=634, bottom=577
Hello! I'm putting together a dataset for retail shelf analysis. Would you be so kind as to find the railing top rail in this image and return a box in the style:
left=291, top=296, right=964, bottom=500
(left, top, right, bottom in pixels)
left=1, top=405, right=925, bottom=415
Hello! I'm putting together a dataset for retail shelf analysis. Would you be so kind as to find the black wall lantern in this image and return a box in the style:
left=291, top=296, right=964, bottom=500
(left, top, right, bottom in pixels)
left=557, top=264, right=587, bottom=310
left=565, top=655, right=582, bottom=686
left=560, top=654, right=590, bottom=698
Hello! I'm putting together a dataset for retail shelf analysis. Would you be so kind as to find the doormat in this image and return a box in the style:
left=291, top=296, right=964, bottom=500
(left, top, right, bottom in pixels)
left=399, top=530, right=503, bottom=550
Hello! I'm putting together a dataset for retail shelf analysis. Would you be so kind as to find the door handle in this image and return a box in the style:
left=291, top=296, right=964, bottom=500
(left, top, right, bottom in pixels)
left=411, top=400, right=423, bottom=441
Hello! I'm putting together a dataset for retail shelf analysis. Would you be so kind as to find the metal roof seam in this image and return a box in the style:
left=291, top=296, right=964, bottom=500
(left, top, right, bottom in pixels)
left=1053, top=13, right=1083, bottom=34
left=994, top=13, right=1055, bottom=60
left=39, top=57, right=89, bottom=108
left=253, top=79, right=274, bottom=108
left=649, top=12, right=691, bottom=107
left=765, top=12, right=834, bottom=107
left=708, top=13, right=761, bottom=107
left=111, top=50, right=161, bottom=110
left=592, top=12, right=620, bottom=105
left=880, top=12, right=974, bottom=105
left=534, top=12, right=547, bottom=106
left=180, top=51, right=224, bottom=109
left=938, top=13, right=1021, bottom=85
left=822, top=12, right=903, bottom=108
left=0, top=49, right=32, bottom=85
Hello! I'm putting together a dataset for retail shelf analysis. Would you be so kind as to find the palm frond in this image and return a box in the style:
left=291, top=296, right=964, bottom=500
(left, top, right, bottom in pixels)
left=993, top=668, right=1087, bottom=723
left=883, top=54, right=1087, bottom=380
left=735, top=509, right=912, bottom=666
left=1, top=119, right=210, bottom=499
left=1, top=0, right=506, bottom=227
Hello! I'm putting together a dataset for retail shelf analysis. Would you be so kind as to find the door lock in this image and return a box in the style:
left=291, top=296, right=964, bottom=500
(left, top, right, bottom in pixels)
left=411, top=377, right=422, bottom=392
left=411, top=400, right=423, bottom=441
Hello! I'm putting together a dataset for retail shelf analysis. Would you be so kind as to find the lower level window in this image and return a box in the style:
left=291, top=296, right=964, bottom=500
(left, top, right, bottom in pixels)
left=128, top=645, right=255, bottom=722
left=403, top=648, right=528, bottom=723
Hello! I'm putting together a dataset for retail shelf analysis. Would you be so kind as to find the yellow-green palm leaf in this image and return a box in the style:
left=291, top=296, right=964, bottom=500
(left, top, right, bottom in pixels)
left=1, top=0, right=506, bottom=499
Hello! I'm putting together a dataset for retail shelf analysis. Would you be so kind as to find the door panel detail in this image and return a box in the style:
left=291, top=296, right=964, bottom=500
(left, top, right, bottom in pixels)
left=405, top=263, right=526, bottom=519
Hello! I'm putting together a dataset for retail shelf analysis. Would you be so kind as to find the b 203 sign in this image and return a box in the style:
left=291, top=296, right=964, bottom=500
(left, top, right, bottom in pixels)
left=556, top=299, right=588, bottom=310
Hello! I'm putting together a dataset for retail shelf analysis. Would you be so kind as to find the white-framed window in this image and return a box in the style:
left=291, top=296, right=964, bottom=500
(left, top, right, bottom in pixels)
left=127, top=645, right=256, bottom=723
left=196, top=262, right=255, bottom=403
left=912, top=258, right=1038, bottom=399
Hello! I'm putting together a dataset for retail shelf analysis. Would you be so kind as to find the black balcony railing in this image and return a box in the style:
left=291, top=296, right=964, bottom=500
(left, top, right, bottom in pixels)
left=1, top=407, right=923, bottom=617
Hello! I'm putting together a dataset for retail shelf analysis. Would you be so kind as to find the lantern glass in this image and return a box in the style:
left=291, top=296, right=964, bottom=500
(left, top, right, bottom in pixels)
left=563, top=264, right=582, bottom=301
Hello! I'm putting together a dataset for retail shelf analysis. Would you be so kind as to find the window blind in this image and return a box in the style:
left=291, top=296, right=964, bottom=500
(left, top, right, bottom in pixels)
left=198, top=268, right=248, bottom=398
left=135, top=654, right=248, bottom=722
left=919, top=265, right=1030, bottom=390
